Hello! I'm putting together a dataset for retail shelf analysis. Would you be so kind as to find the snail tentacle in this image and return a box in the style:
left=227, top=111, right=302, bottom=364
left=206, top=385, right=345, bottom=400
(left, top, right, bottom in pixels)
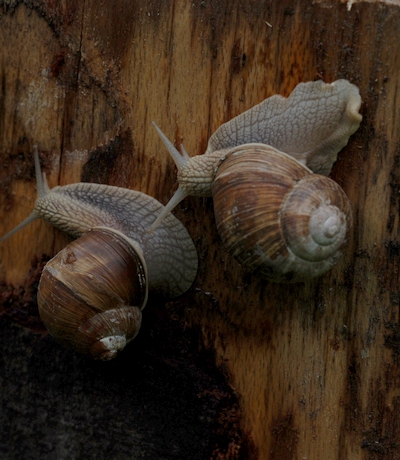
left=148, top=186, right=188, bottom=233
left=150, top=123, right=233, bottom=231
left=151, top=121, right=189, bottom=170
left=0, top=145, right=47, bottom=243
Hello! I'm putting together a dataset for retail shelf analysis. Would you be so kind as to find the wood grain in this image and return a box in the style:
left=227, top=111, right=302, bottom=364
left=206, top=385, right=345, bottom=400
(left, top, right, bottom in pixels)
left=1, top=1, right=400, bottom=458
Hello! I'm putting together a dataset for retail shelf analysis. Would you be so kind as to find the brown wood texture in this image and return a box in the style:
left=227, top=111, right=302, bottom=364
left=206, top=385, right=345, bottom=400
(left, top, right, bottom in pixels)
left=1, top=0, right=400, bottom=458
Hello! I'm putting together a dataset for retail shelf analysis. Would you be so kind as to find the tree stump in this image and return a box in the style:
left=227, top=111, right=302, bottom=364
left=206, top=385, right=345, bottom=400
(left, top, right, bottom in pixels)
left=1, top=1, right=400, bottom=459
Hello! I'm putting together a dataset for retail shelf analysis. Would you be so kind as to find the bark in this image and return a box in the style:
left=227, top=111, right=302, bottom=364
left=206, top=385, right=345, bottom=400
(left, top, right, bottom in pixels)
left=0, top=0, right=399, bottom=459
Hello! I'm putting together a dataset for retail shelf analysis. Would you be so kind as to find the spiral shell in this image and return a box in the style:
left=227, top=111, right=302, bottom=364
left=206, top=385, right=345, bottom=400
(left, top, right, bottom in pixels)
left=212, top=144, right=352, bottom=282
left=38, top=227, right=147, bottom=360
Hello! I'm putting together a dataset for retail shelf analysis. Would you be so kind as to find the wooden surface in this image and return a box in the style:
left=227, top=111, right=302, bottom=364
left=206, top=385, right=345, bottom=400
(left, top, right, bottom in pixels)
left=1, top=0, right=400, bottom=458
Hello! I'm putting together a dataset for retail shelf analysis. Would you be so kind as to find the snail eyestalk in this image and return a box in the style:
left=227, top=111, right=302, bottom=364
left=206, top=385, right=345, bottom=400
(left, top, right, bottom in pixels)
left=0, top=211, right=39, bottom=243
left=33, top=145, right=48, bottom=198
left=0, top=145, right=48, bottom=243
left=148, top=187, right=188, bottom=233
left=148, top=122, right=192, bottom=232
left=151, top=121, right=190, bottom=170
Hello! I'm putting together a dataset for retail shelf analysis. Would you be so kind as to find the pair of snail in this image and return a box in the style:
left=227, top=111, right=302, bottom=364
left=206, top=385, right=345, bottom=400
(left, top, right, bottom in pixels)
left=0, top=79, right=362, bottom=360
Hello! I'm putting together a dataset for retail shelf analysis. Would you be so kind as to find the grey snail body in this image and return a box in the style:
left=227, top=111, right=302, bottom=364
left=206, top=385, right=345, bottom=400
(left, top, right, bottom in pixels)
left=0, top=147, right=198, bottom=360
left=149, top=79, right=362, bottom=282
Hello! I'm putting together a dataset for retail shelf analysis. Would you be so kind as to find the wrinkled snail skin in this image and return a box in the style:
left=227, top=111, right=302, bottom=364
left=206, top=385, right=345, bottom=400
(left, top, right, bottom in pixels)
left=150, top=79, right=362, bottom=281
left=0, top=147, right=198, bottom=360
left=204, top=79, right=362, bottom=175
left=34, top=181, right=198, bottom=298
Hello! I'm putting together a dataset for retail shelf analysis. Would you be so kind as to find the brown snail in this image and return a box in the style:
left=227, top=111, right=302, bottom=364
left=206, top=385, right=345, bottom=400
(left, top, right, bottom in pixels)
left=0, top=147, right=198, bottom=360
left=149, top=79, right=362, bottom=282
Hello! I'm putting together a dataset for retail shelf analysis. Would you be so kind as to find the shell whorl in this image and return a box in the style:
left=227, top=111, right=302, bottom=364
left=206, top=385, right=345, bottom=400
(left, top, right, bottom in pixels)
left=280, top=175, right=351, bottom=264
left=212, top=144, right=352, bottom=282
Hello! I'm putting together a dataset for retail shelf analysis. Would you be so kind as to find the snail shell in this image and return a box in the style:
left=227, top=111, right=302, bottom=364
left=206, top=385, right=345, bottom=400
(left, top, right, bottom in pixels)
left=38, top=227, right=147, bottom=360
left=212, top=144, right=352, bottom=282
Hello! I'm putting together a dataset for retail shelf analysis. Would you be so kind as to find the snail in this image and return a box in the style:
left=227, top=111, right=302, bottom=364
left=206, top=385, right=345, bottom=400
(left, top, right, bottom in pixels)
left=149, top=79, right=362, bottom=282
left=0, top=147, right=198, bottom=360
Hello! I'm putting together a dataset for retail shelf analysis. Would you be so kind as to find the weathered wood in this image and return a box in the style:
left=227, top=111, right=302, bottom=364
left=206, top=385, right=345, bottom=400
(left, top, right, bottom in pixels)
left=1, top=0, right=400, bottom=458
